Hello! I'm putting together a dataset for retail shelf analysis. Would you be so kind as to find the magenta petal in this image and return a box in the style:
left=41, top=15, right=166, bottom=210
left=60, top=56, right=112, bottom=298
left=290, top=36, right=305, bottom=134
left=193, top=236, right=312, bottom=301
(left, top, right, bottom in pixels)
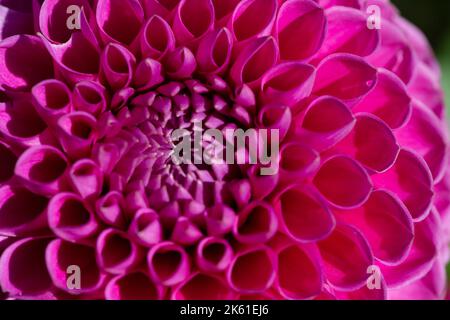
left=196, top=28, right=233, bottom=74
left=230, top=36, right=279, bottom=87
left=0, top=35, right=54, bottom=91
left=172, top=272, right=234, bottom=300
left=313, top=155, right=373, bottom=208
left=205, top=203, right=236, bottom=236
left=279, top=142, right=320, bottom=182
left=0, top=184, right=48, bottom=236
left=171, top=216, right=203, bottom=245
left=318, top=224, right=373, bottom=290
left=196, top=237, right=233, bottom=272
left=48, top=192, right=99, bottom=242
left=0, top=141, right=16, bottom=183
left=353, top=68, right=412, bottom=129
left=73, top=80, right=107, bottom=116
left=147, top=241, right=190, bottom=286
left=260, top=62, right=316, bottom=107
left=395, top=100, right=448, bottom=182
left=39, top=0, right=93, bottom=43
left=276, top=0, right=326, bottom=61
left=336, top=190, right=414, bottom=265
left=257, top=103, right=292, bottom=141
left=32, top=79, right=72, bottom=124
left=335, top=279, right=387, bottom=300
left=45, top=239, right=106, bottom=294
left=379, top=210, right=439, bottom=288
left=105, top=272, right=164, bottom=300
left=372, top=149, right=434, bottom=222
left=0, top=238, right=53, bottom=298
left=69, top=159, right=103, bottom=200
left=172, top=0, right=215, bottom=45
left=133, top=58, right=164, bottom=90
left=56, top=111, right=98, bottom=159
left=273, top=185, right=335, bottom=242
left=96, top=0, right=144, bottom=46
left=313, top=6, right=379, bottom=61
left=100, top=43, right=135, bottom=90
left=333, top=113, right=400, bottom=173
left=165, top=46, right=197, bottom=79
left=276, top=243, right=323, bottom=299
left=313, top=53, right=377, bottom=103
left=0, top=4, right=33, bottom=41
left=95, top=191, right=126, bottom=228
left=140, top=15, right=175, bottom=60
left=295, top=96, right=355, bottom=151
left=227, top=246, right=276, bottom=294
left=129, top=208, right=163, bottom=247
left=233, top=201, right=278, bottom=244
left=230, top=0, right=277, bottom=42
left=96, top=228, right=142, bottom=274
left=15, top=145, right=68, bottom=196
left=0, top=98, right=49, bottom=147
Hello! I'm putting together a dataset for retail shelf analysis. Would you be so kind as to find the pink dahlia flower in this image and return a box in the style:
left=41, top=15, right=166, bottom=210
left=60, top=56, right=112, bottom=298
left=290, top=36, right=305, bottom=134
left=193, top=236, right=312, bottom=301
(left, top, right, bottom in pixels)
left=0, top=0, right=449, bottom=300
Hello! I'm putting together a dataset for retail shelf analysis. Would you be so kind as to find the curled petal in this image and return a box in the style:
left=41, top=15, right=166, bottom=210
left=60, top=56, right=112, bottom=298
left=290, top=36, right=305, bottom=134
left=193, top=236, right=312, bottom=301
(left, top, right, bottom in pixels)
left=39, top=0, right=93, bottom=43
left=276, top=0, right=326, bottom=61
left=367, top=20, right=415, bottom=84
left=0, top=238, right=53, bottom=298
left=15, top=145, right=68, bottom=196
left=172, top=0, right=215, bottom=45
left=379, top=210, right=439, bottom=288
left=313, top=155, right=373, bottom=208
left=196, top=237, right=233, bottom=272
left=69, top=159, right=103, bottom=200
left=0, top=98, right=49, bottom=147
left=230, top=0, right=277, bottom=42
left=0, top=35, right=54, bottom=91
left=313, top=53, right=377, bottom=104
left=96, top=228, right=142, bottom=274
left=0, top=3, right=33, bottom=41
left=95, top=191, right=126, bottom=228
left=73, top=80, right=107, bottom=116
left=335, top=279, right=387, bottom=300
left=171, top=216, right=203, bottom=245
left=147, top=241, right=190, bottom=286
left=196, top=28, right=233, bottom=74
left=233, top=201, right=278, bottom=244
left=0, top=184, right=48, bottom=236
left=140, top=15, right=175, bottom=60
left=101, top=43, right=135, bottom=90
left=260, top=62, right=316, bottom=107
left=353, top=68, right=412, bottom=129
left=133, top=58, right=164, bottom=90
left=96, top=0, right=144, bottom=46
left=172, top=273, right=234, bottom=300
left=165, top=46, right=197, bottom=79
left=105, top=272, right=164, bottom=300
left=48, top=192, right=99, bottom=242
left=318, top=224, right=373, bottom=290
left=56, top=111, right=97, bottom=159
left=295, top=96, right=355, bottom=152
left=336, top=190, right=414, bottom=265
left=212, top=0, right=240, bottom=21
left=129, top=209, right=163, bottom=247
left=257, top=104, right=292, bottom=142
left=372, top=149, right=434, bottom=222
left=313, top=6, right=379, bottom=61
left=396, top=100, right=448, bottom=182
left=227, top=246, right=276, bottom=293
left=230, top=36, right=279, bottom=87
left=205, top=203, right=236, bottom=236
left=42, top=32, right=100, bottom=85
left=32, top=80, right=72, bottom=124
left=247, top=164, right=279, bottom=200
left=333, top=113, right=400, bottom=173
left=276, top=243, right=323, bottom=299
left=45, top=239, right=106, bottom=294
left=273, top=185, right=335, bottom=242
left=0, top=141, right=17, bottom=183
left=279, top=142, right=320, bottom=182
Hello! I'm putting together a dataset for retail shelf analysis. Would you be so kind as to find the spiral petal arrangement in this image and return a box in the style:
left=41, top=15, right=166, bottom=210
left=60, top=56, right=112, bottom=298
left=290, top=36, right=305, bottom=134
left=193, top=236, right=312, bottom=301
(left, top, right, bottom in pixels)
left=0, top=0, right=449, bottom=300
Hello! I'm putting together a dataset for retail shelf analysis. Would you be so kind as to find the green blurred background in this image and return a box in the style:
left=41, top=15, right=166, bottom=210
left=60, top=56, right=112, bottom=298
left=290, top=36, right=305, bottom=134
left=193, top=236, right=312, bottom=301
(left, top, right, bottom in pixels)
left=393, top=0, right=450, bottom=109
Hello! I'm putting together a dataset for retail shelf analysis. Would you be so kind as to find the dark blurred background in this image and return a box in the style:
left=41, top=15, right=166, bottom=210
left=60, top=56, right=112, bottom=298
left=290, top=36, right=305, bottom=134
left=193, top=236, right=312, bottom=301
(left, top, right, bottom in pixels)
left=392, top=0, right=450, bottom=109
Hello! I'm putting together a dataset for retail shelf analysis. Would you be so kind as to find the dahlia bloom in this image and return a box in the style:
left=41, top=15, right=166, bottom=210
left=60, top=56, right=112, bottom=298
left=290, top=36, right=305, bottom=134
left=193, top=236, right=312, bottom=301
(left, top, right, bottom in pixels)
left=0, top=0, right=449, bottom=300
